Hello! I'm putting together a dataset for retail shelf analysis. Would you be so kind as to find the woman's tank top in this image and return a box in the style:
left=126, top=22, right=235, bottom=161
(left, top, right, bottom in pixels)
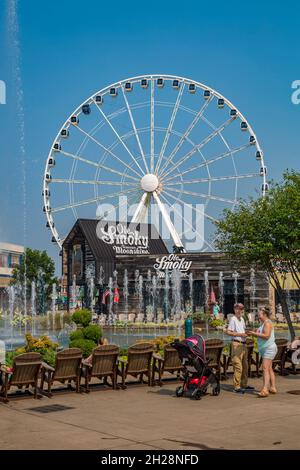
left=257, top=320, right=276, bottom=355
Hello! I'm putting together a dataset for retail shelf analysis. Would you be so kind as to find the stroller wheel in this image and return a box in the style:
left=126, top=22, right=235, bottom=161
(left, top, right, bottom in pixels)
left=192, top=389, right=202, bottom=400
left=175, top=386, right=184, bottom=397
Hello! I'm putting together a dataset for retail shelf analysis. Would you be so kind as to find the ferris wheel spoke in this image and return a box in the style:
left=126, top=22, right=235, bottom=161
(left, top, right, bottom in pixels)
left=121, top=86, right=149, bottom=174
left=155, top=84, right=185, bottom=175
left=51, top=188, right=139, bottom=213
left=153, top=191, right=184, bottom=250
left=51, top=178, right=137, bottom=187
left=131, top=192, right=150, bottom=223
left=163, top=189, right=217, bottom=223
left=159, top=95, right=213, bottom=175
left=94, top=100, right=145, bottom=176
left=165, top=173, right=260, bottom=186
left=161, top=116, right=234, bottom=180
left=160, top=192, right=215, bottom=251
left=164, top=186, right=236, bottom=204
left=163, top=144, right=250, bottom=183
left=60, top=150, right=139, bottom=182
left=150, top=78, right=155, bottom=173
left=74, top=124, right=143, bottom=179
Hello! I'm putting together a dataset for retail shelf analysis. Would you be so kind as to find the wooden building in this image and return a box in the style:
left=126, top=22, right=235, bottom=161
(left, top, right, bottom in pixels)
left=62, top=219, right=270, bottom=316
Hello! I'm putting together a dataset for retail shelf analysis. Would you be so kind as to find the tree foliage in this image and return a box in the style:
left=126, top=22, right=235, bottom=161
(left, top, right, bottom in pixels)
left=215, top=171, right=300, bottom=338
left=11, top=248, right=57, bottom=296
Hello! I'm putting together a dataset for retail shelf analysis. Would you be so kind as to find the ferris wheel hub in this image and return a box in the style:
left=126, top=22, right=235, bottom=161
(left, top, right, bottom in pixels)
left=140, top=173, right=159, bottom=192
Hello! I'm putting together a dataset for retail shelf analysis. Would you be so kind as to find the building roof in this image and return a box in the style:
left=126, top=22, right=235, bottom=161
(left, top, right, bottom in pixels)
left=63, top=219, right=168, bottom=260
left=0, top=242, right=24, bottom=254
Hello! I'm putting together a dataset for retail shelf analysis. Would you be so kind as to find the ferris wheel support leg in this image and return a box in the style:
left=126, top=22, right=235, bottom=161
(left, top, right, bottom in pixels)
left=153, top=191, right=185, bottom=252
left=132, top=192, right=149, bottom=223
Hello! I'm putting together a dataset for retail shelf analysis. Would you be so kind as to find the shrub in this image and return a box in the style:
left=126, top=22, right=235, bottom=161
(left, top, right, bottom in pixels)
left=82, top=324, right=102, bottom=343
left=69, top=329, right=84, bottom=342
left=6, top=334, right=58, bottom=368
left=41, top=349, right=56, bottom=367
left=209, top=318, right=225, bottom=328
left=119, top=346, right=128, bottom=357
left=24, top=334, right=58, bottom=353
left=69, top=338, right=97, bottom=357
left=5, top=351, right=19, bottom=368
left=71, top=308, right=92, bottom=327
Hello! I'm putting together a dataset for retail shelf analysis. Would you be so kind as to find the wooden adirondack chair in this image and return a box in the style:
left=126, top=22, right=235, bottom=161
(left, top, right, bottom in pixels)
left=152, top=344, right=183, bottom=385
left=0, top=352, right=42, bottom=403
left=205, top=339, right=224, bottom=380
left=117, top=342, right=154, bottom=388
left=40, top=348, right=82, bottom=396
left=81, top=344, right=119, bottom=392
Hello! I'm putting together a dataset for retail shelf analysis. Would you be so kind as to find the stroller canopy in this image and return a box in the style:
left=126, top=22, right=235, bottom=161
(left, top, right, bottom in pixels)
left=184, top=334, right=206, bottom=360
left=172, top=334, right=206, bottom=362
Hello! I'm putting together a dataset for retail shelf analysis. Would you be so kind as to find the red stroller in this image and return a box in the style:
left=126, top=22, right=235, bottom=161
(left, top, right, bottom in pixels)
left=171, top=334, right=220, bottom=400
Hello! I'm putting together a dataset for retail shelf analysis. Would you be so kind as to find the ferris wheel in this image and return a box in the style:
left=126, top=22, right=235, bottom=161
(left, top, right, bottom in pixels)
left=42, top=74, right=267, bottom=251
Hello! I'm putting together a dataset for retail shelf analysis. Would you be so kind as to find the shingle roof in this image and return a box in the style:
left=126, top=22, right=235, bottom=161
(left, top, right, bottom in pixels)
left=63, top=219, right=168, bottom=260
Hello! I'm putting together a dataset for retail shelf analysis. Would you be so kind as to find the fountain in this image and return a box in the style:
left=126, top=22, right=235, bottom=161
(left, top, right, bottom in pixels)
left=88, top=277, right=95, bottom=314
left=31, top=280, right=36, bottom=335
left=204, top=270, right=209, bottom=314
left=138, top=274, right=144, bottom=321
left=71, top=275, right=77, bottom=311
left=233, top=271, right=239, bottom=304
left=171, top=269, right=182, bottom=335
left=189, top=272, right=194, bottom=311
left=218, top=271, right=224, bottom=314
left=164, top=270, right=170, bottom=323
left=134, top=269, right=139, bottom=295
left=8, top=285, right=15, bottom=349
left=152, top=275, right=157, bottom=321
left=123, top=269, right=129, bottom=323
left=107, top=277, right=114, bottom=325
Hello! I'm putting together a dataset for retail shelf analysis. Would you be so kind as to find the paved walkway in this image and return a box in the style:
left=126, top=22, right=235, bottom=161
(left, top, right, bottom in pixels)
left=1, top=374, right=300, bottom=450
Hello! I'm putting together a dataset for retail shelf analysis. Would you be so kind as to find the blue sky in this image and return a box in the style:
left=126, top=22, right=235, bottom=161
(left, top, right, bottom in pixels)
left=0, top=0, right=299, bottom=271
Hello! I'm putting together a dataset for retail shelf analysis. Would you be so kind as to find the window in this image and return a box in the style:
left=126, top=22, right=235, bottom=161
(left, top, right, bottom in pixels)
left=0, top=254, right=8, bottom=267
left=11, top=255, right=20, bottom=267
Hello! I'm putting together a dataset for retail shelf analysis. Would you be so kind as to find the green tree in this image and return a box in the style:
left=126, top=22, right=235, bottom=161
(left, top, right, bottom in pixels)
left=11, top=248, right=57, bottom=298
left=215, top=171, right=300, bottom=339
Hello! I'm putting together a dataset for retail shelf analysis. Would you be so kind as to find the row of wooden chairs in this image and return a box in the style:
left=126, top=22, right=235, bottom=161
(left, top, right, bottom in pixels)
left=0, top=343, right=161, bottom=402
left=0, top=338, right=292, bottom=402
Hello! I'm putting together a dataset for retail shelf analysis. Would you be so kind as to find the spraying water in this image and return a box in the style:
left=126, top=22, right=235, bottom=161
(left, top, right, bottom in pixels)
left=89, top=277, right=95, bottom=313
left=134, top=269, right=139, bottom=296
left=189, top=272, right=193, bottom=310
left=71, top=275, right=76, bottom=310
left=164, top=270, right=170, bottom=322
left=108, top=277, right=114, bottom=324
left=233, top=271, right=239, bottom=304
left=51, top=283, right=57, bottom=313
left=138, top=275, right=144, bottom=319
left=152, top=275, right=157, bottom=321
left=31, top=280, right=36, bottom=335
left=8, top=285, right=15, bottom=349
left=123, top=269, right=129, bottom=323
left=218, top=272, right=224, bottom=313
left=204, top=270, right=209, bottom=314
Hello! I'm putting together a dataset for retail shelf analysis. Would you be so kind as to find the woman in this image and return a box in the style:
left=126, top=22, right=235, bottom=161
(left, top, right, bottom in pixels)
left=247, top=307, right=277, bottom=397
left=213, top=302, right=220, bottom=318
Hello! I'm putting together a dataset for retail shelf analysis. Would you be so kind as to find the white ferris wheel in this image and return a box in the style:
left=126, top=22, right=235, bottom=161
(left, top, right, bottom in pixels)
left=43, top=74, right=267, bottom=252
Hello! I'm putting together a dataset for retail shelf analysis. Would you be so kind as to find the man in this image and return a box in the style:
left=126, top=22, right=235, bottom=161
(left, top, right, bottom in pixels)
left=227, top=303, right=254, bottom=394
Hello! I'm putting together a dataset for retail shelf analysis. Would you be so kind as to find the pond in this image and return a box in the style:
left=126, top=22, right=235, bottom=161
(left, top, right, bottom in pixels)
left=1, top=323, right=297, bottom=351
